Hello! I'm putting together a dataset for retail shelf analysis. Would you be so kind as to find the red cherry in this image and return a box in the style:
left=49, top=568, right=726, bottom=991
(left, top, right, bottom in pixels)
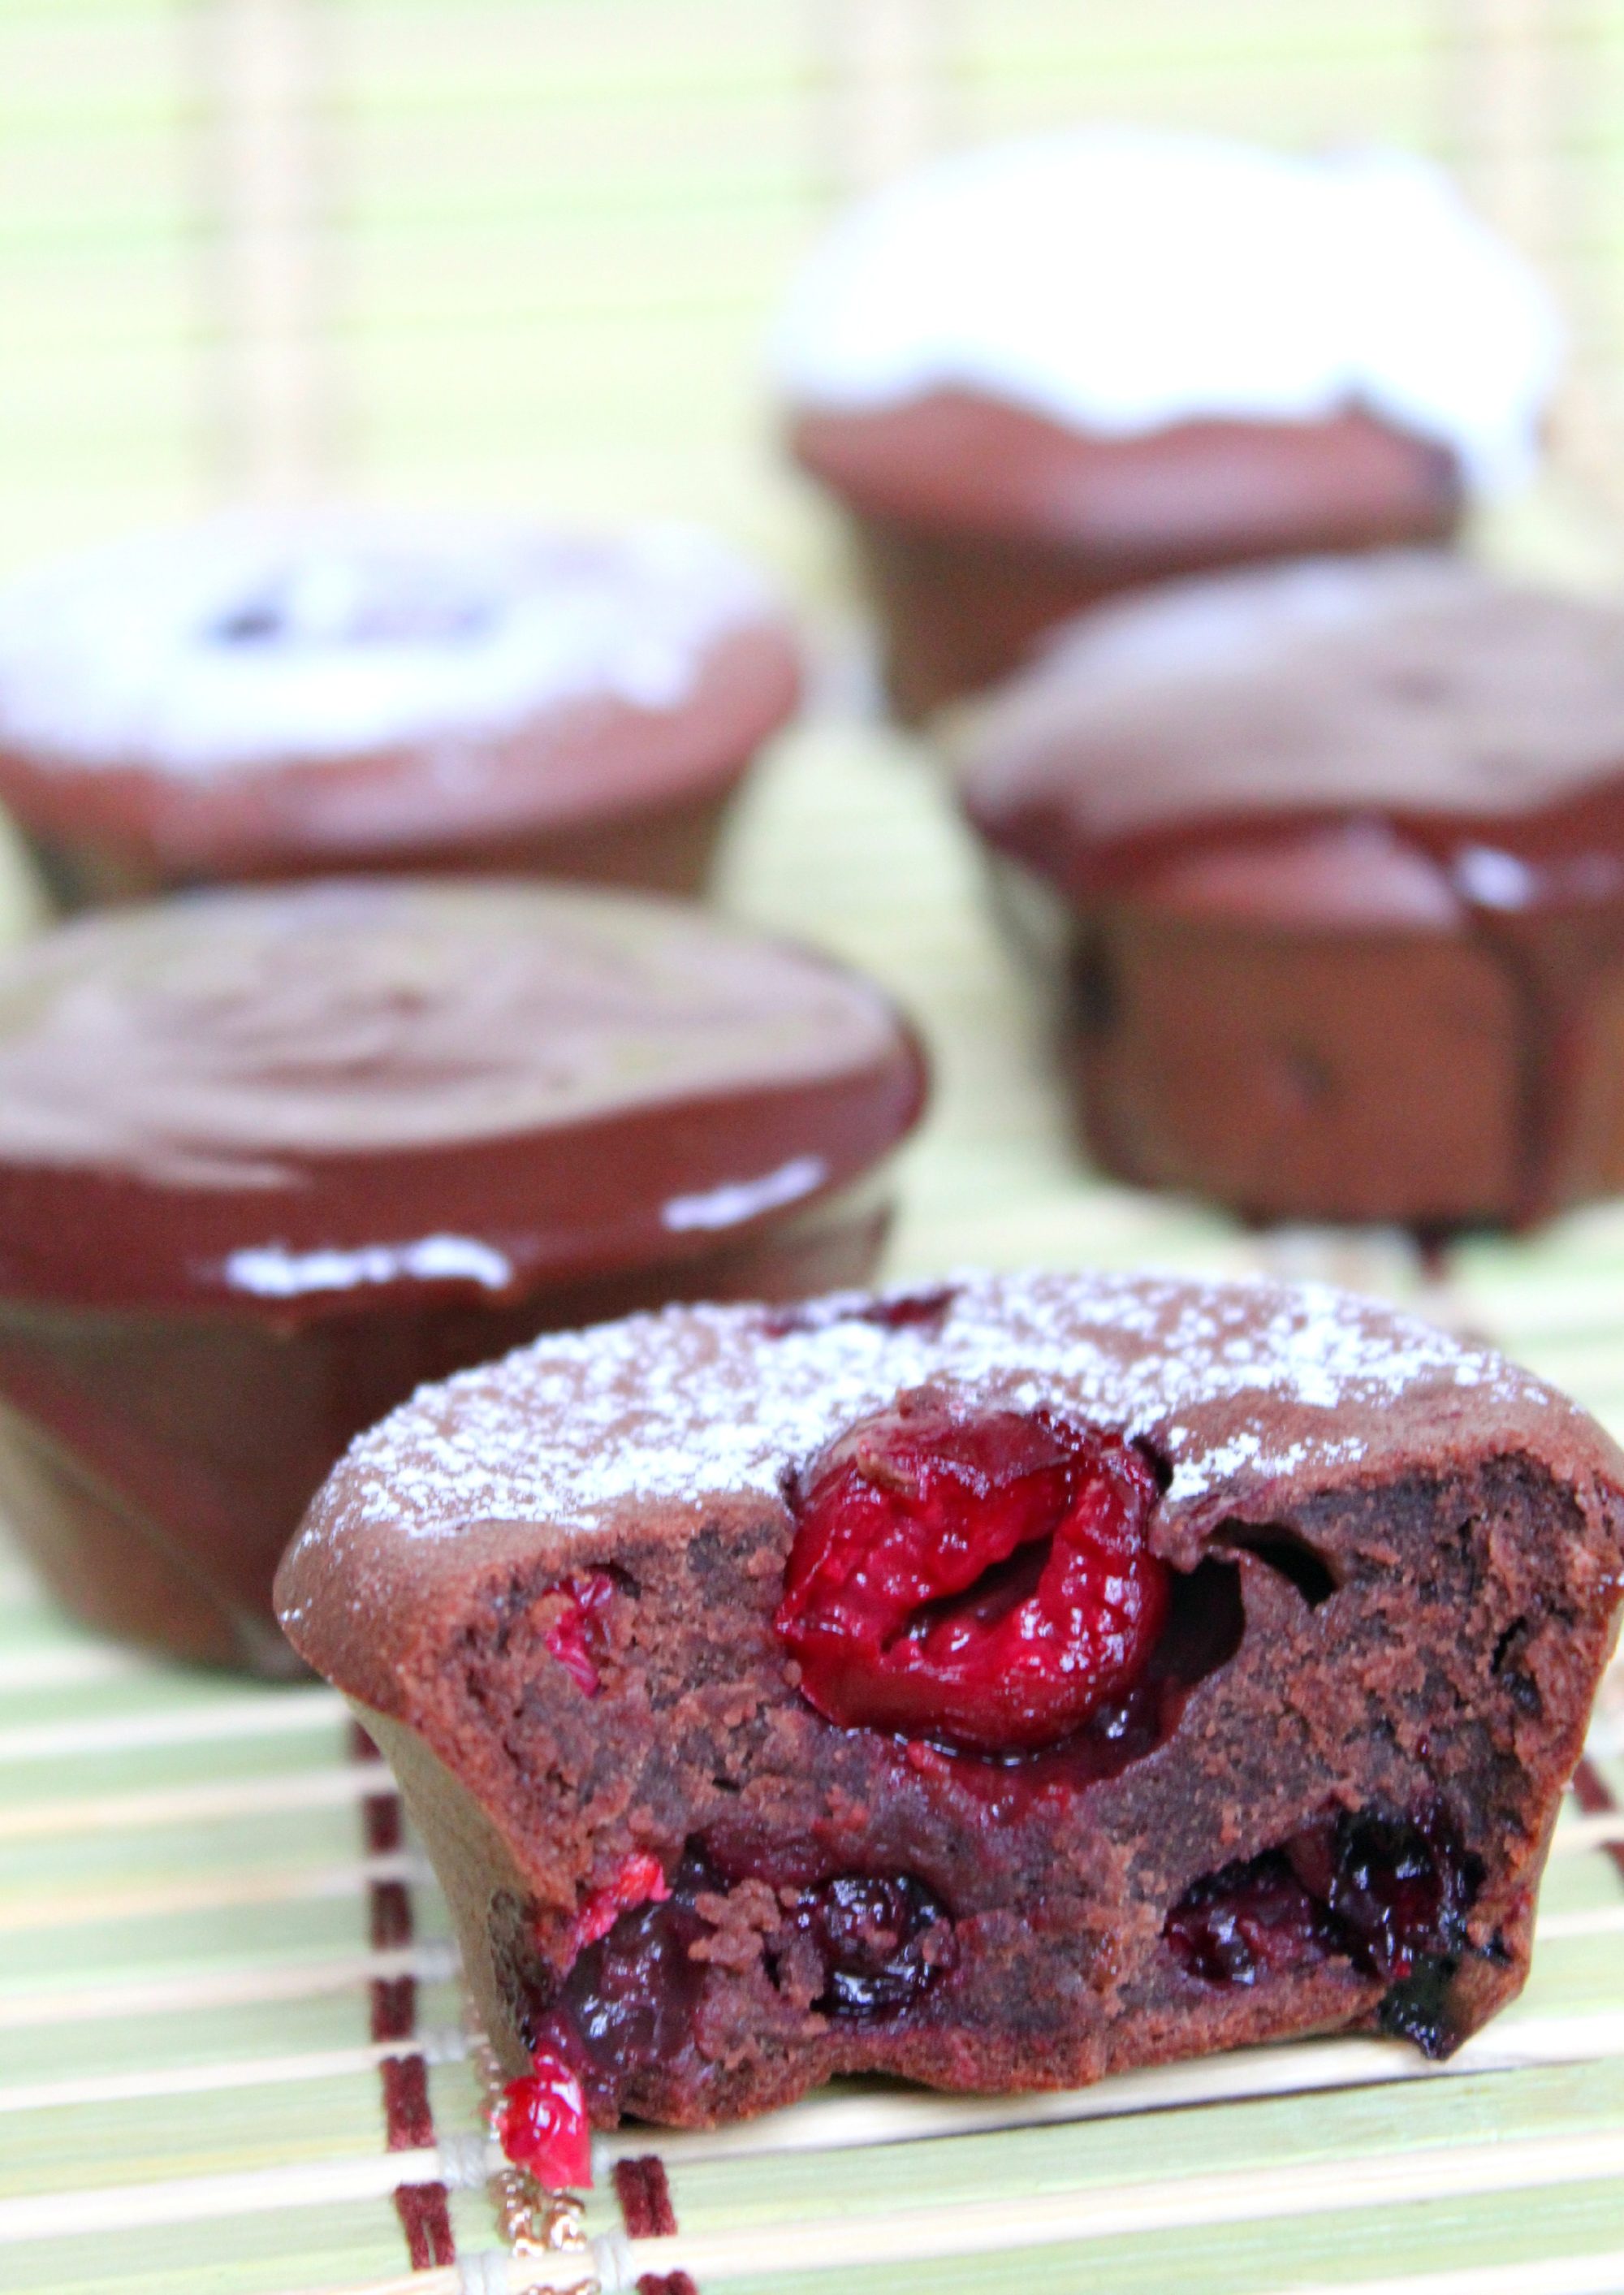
left=774, top=1391, right=1168, bottom=1752
left=1164, top=1854, right=1332, bottom=1985
left=543, top=1571, right=616, bottom=1696
left=497, top=2052, right=593, bottom=2189
left=569, top=1852, right=671, bottom=1954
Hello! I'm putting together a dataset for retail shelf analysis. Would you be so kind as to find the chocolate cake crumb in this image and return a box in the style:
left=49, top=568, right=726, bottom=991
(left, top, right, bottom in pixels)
left=278, top=1270, right=1624, bottom=2129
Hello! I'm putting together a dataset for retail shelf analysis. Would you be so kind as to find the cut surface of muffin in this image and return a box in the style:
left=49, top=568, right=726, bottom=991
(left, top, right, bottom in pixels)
left=277, top=1271, right=1624, bottom=2155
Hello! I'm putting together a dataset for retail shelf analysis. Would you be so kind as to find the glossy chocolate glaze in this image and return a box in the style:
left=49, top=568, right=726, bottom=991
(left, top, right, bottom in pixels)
left=961, top=555, right=1624, bottom=1226
left=0, top=880, right=926, bottom=1667
left=0, top=880, right=926, bottom=1307
left=792, top=393, right=1460, bottom=715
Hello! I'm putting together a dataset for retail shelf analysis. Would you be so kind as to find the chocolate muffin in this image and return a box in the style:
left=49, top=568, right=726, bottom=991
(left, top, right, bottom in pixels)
left=959, top=552, right=1624, bottom=1233
left=277, top=1270, right=1624, bottom=2163
left=774, top=130, right=1559, bottom=717
left=0, top=511, right=800, bottom=905
left=0, top=880, right=925, bottom=1672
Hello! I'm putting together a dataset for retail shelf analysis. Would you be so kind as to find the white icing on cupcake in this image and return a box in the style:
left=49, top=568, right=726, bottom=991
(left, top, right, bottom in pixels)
left=0, top=511, right=780, bottom=778
left=772, top=128, right=1561, bottom=494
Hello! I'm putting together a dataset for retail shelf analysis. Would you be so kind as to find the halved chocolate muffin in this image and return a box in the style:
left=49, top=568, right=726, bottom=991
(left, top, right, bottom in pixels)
left=277, top=1270, right=1624, bottom=2162
left=0, top=880, right=925, bottom=1671
left=959, top=551, right=1624, bottom=1233
left=0, top=511, right=800, bottom=905
left=775, top=130, right=1558, bottom=717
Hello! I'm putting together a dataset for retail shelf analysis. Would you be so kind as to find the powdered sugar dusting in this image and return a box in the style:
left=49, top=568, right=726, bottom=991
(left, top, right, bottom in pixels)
left=0, top=511, right=780, bottom=775
left=299, top=1271, right=1554, bottom=1567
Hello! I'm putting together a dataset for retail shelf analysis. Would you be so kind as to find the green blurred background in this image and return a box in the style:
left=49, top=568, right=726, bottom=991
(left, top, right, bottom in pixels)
left=4, top=0, right=1624, bottom=581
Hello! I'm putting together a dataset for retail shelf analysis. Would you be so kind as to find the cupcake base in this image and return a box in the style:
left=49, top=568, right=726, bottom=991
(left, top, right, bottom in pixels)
left=15, top=775, right=745, bottom=914
left=793, top=393, right=1463, bottom=719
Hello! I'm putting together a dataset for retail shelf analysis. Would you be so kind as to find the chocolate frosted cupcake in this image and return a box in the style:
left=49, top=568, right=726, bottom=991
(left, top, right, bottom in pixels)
left=0, top=880, right=925, bottom=1670
left=0, top=512, right=800, bottom=906
left=775, top=131, right=1559, bottom=717
left=278, top=1271, right=1624, bottom=2147
left=959, top=551, right=1624, bottom=1232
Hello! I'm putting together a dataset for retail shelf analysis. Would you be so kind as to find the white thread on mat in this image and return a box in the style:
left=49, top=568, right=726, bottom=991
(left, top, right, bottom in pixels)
left=437, top=2133, right=499, bottom=2193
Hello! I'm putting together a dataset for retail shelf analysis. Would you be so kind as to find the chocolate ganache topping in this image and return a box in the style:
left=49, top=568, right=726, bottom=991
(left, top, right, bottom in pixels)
left=961, top=555, right=1624, bottom=881
left=0, top=880, right=926, bottom=1311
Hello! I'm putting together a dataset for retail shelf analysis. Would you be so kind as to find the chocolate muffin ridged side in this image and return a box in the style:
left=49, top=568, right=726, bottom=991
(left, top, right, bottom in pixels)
left=957, top=553, right=1624, bottom=1231
left=792, top=396, right=1461, bottom=720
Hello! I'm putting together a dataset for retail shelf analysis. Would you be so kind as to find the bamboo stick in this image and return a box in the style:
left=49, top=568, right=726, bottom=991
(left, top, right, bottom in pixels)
left=0, top=1937, right=460, bottom=2029
left=10, top=2118, right=1624, bottom=2271
left=0, top=1760, right=391, bottom=1842
left=0, top=1686, right=345, bottom=1766
left=607, top=2007, right=1624, bottom=2169
left=806, top=0, right=959, bottom=201
left=0, top=1847, right=428, bottom=1934
left=1278, top=2252, right=1624, bottom=2295
left=629, top=2127, right=1624, bottom=2280
left=0, top=1645, right=152, bottom=1694
left=188, top=0, right=343, bottom=499
left=0, top=2029, right=468, bottom=2117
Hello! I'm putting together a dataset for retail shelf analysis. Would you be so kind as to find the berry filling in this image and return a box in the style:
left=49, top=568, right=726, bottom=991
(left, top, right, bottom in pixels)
left=1165, top=1800, right=1484, bottom=2056
left=543, top=1570, right=618, bottom=1697
left=501, top=1845, right=955, bottom=2119
left=775, top=1393, right=1168, bottom=1752
left=496, top=2055, right=592, bottom=2189
left=568, top=1852, right=671, bottom=1955
left=1164, top=1852, right=1342, bottom=1986
left=770, top=1873, right=950, bottom=2016
left=540, top=1880, right=712, bottom=2116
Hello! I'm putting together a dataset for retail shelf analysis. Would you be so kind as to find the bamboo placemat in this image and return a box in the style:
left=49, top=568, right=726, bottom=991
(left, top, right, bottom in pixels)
left=2, top=694, right=1623, bottom=2295
left=2, top=2, right=1624, bottom=2285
